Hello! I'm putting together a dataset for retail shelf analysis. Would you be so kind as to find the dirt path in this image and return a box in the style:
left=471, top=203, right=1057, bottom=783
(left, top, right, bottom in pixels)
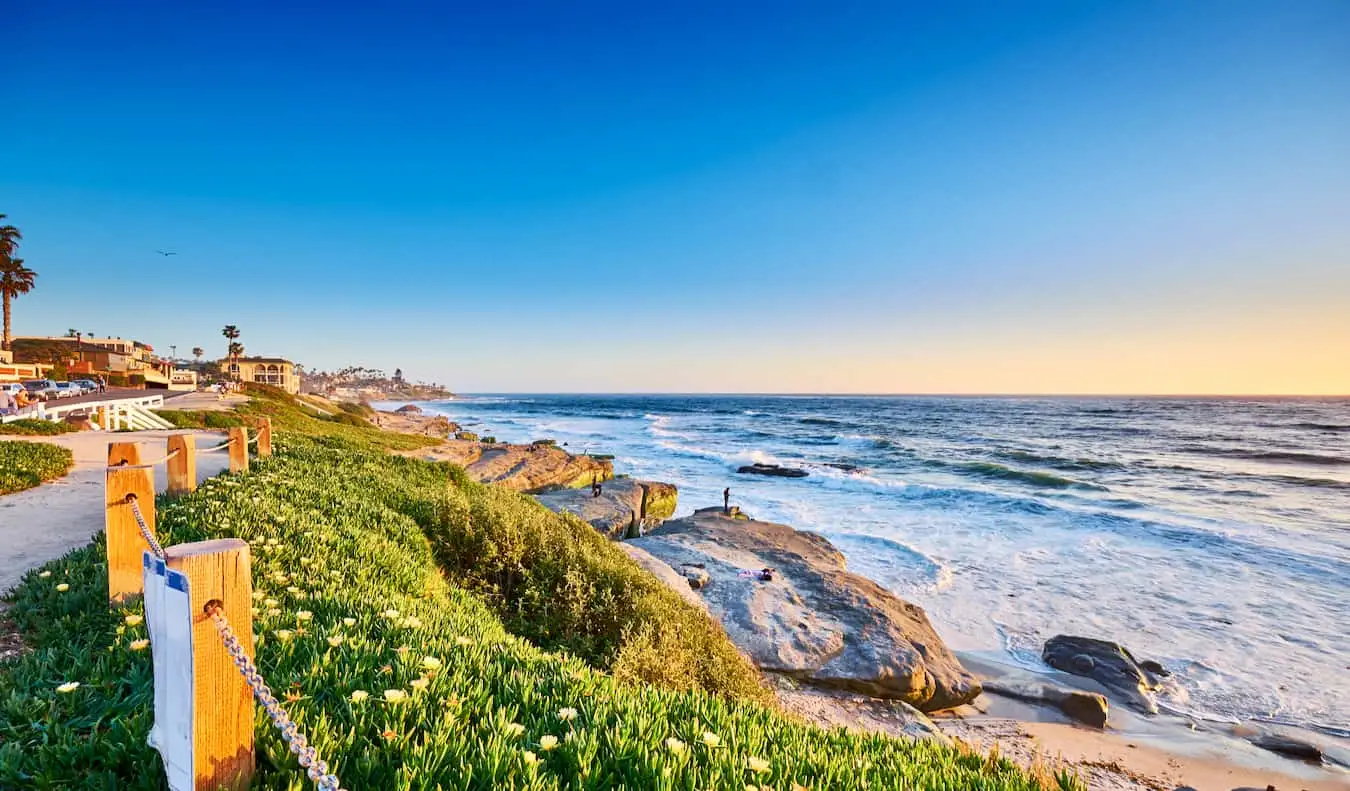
left=0, top=430, right=233, bottom=595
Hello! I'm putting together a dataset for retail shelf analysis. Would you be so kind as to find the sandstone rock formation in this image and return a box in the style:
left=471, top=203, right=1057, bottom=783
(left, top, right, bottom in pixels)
left=982, top=678, right=1110, bottom=728
left=403, top=439, right=613, bottom=493
left=629, top=507, right=979, bottom=711
left=534, top=478, right=679, bottom=538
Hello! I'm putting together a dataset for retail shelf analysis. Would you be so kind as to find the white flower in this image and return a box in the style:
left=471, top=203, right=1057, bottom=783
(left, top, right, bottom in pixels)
left=326, top=635, right=344, bottom=647
left=522, top=750, right=540, bottom=767
left=455, top=635, right=474, bottom=646
left=286, top=586, right=300, bottom=594
left=701, top=731, right=721, bottom=748
left=56, top=682, right=80, bottom=694
left=664, top=737, right=686, bottom=753
left=383, top=689, right=407, bottom=703
left=274, top=629, right=294, bottom=642
left=747, top=756, right=770, bottom=774
left=295, top=610, right=313, bottom=621
left=266, top=608, right=282, bottom=617
left=251, top=591, right=265, bottom=600
left=557, top=707, right=578, bottom=722
left=56, top=583, right=70, bottom=592
left=382, top=609, right=400, bottom=619
left=401, top=616, right=423, bottom=629
left=130, top=639, right=150, bottom=652
left=349, top=690, right=369, bottom=703
left=264, top=598, right=279, bottom=607
left=539, top=734, right=559, bottom=751
left=421, top=656, right=442, bottom=670
left=123, top=614, right=143, bottom=626
left=342, top=617, right=357, bottom=627
left=409, top=678, right=429, bottom=692
left=504, top=722, right=525, bottom=737
left=38, top=571, right=52, bottom=578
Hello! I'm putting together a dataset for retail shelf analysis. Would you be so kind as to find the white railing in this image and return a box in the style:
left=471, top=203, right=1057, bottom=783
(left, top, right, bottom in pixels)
left=3, top=394, right=175, bottom=431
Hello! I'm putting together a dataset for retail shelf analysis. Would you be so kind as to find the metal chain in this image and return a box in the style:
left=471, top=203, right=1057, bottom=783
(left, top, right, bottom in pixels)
left=127, top=496, right=167, bottom=559
left=205, top=604, right=344, bottom=791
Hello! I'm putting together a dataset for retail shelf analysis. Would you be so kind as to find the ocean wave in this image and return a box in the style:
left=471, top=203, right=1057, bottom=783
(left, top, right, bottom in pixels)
left=827, top=532, right=953, bottom=591
left=998, top=449, right=1124, bottom=471
left=799, top=416, right=845, bottom=427
left=951, top=461, right=1107, bottom=491
left=1180, top=446, right=1348, bottom=466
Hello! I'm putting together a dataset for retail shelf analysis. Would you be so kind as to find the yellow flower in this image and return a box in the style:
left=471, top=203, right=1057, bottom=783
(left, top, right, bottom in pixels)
left=56, top=682, right=80, bottom=694
left=522, top=750, right=540, bottom=767
left=123, top=614, right=143, bottom=626
left=383, top=689, right=408, bottom=703
left=401, top=616, right=423, bottom=629
left=251, top=607, right=261, bottom=616
left=409, top=678, right=429, bottom=692
left=286, top=586, right=300, bottom=594
left=664, top=737, right=686, bottom=753
left=349, top=690, right=369, bottom=703
left=701, top=731, right=721, bottom=748
left=38, top=571, right=52, bottom=578
left=266, top=537, right=279, bottom=545
left=56, top=583, right=70, bottom=592
left=267, top=608, right=282, bottom=617
left=342, top=617, right=357, bottom=627
left=264, top=598, right=279, bottom=607
left=504, top=722, right=525, bottom=737
left=274, top=629, right=294, bottom=642
left=747, top=756, right=771, bottom=774
left=326, top=635, right=344, bottom=648
left=455, top=635, right=474, bottom=646
left=557, top=707, right=578, bottom=721
left=421, top=656, right=442, bottom=670
left=251, top=591, right=265, bottom=601
left=130, top=639, right=150, bottom=651
left=539, top=734, right=559, bottom=751
left=295, top=610, right=313, bottom=621
left=382, top=609, right=400, bottom=619
left=116, top=625, right=127, bottom=635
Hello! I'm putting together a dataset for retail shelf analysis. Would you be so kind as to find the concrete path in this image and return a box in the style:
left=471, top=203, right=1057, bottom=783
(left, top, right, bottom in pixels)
left=0, top=430, right=233, bottom=595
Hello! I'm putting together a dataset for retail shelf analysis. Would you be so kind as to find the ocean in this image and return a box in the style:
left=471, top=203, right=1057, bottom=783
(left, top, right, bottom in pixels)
left=414, top=395, right=1350, bottom=737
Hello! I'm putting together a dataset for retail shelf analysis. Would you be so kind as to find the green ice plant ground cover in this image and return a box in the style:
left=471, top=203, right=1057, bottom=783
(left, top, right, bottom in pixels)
left=1, top=429, right=1079, bottom=790
left=0, top=440, right=74, bottom=494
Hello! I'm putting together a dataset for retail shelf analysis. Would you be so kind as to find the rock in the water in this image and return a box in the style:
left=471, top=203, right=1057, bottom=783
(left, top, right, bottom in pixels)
left=631, top=507, right=979, bottom=710
left=983, top=679, right=1110, bottom=728
left=1250, top=732, right=1323, bottom=762
left=1042, top=635, right=1163, bottom=714
left=737, top=463, right=809, bottom=478
left=535, top=478, right=675, bottom=538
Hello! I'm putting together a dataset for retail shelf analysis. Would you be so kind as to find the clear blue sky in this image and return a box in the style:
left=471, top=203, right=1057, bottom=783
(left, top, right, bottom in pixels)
left=6, top=1, right=1348, bottom=393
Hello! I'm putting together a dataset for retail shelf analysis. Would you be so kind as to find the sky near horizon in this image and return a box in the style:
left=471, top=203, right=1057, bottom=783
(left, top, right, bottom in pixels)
left=5, top=1, right=1349, bottom=394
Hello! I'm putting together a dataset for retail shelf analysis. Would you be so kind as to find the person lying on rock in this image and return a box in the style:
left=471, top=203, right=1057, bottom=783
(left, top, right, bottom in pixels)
left=738, top=567, right=775, bottom=582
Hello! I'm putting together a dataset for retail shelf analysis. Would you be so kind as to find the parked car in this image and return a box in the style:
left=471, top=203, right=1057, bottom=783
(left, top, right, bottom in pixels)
left=23, top=380, right=60, bottom=401
left=73, top=379, right=100, bottom=393
left=53, top=382, right=84, bottom=399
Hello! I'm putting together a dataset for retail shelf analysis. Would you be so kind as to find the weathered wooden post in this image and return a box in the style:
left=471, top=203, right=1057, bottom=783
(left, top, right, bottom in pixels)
left=166, top=434, right=197, bottom=495
left=227, top=427, right=249, bottom=473
left=106, top=442, right=156, bottom=604
left=256, top=418, right=272, bottom=458
left=97, top=406, right=109, bottom=431
left=165, top=539, right=255, bottom=791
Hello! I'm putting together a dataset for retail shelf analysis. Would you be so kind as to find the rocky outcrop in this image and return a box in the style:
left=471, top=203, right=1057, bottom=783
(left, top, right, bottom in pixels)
left=617, top=543, right=708, bottom=613
left=629, top=507, right=979, bottom=711
left=982, top=678, right=1110, bottom=728
left=1042, top=636, right=1166, bottom=714
left=402, top=439, right=613, bottom=493
left=535, top=478, right=674, bottom=538
left=738, top=463, right=808, bottom=478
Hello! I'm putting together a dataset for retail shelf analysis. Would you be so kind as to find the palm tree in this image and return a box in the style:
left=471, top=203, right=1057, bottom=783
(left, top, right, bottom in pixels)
left=222, top=324, right=241, bottom=380
left=0, top=214, right=19, bottom=259
left=1, top=257, right=37, bottom=351
left=192, top=346, right=204, bottom=364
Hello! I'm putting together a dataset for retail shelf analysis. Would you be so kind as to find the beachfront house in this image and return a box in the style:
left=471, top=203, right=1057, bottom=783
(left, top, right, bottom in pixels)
left=226, top=356, right=300, bottom=394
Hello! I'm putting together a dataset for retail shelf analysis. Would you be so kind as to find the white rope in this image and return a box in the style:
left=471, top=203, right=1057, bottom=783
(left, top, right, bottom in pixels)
left=105, top=448, right=181, bottom=471
left=199, top=437, right=236, bottom=453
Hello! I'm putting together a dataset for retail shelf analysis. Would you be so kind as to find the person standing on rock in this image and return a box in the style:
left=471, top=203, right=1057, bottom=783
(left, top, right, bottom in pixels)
left=723, top=487, right=731, bottom=513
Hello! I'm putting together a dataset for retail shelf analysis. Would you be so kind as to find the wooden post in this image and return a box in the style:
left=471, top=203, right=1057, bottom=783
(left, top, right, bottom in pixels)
left=106, top=442, right=156, bottom=604
left=166, top=434, right=197, bottom=495
left=227, top=427, right=248, bottom=473
left=97, top=406, right=109, bottom=431
left=255, top=418, right=272, bottom=458
left=166, top=539, right=255, bottom=791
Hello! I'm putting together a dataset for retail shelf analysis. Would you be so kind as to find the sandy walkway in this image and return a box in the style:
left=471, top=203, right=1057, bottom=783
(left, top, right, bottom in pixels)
left=0, top=430, right=233, bottom=594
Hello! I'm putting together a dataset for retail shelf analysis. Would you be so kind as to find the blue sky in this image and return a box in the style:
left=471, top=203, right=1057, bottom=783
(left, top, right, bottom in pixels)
left=6, top=1, right=1348, bottom=393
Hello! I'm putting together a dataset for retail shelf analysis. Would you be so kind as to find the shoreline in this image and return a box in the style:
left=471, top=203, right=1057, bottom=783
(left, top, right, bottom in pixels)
left=373, top=402, right=1350, bottom=790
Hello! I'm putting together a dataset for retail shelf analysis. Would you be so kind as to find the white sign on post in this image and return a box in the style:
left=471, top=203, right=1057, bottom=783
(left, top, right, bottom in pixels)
left=143, top=552, right=194, bottom=790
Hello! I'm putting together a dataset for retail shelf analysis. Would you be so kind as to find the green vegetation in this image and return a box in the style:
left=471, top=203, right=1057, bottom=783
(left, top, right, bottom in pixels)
left=0, top=386, right=1074, bottom=791
left=0, top=440, right=73, bottom=494
left=0, top=419, right=79, bottom=436
left=153, top=409, right=248, bottom=430
left=455, top=430, right=479, bottom=441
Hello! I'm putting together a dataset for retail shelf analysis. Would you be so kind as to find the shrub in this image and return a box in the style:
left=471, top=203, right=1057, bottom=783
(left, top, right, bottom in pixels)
left=0, top=441, right=74, bottom=494
left=455, top=431, right=479, bottom=441
left=153, top=409, right=247, bottom=430
left=480, top=435, right=497, bottom=444
left=338, top=401, right=376, bottom=418
left=0, top=438, right=1072, bottom=791
left=0, top=419, right=78, bottom=436
left=327, top=411, right=372, bottom=428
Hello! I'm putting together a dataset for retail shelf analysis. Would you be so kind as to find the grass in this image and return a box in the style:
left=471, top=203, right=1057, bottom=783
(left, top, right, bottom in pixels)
left=0, top=419, right=79, bottom=436
left=0, top=440, right=74, bottom=495
left=0, top=387, right=1080, bottom=791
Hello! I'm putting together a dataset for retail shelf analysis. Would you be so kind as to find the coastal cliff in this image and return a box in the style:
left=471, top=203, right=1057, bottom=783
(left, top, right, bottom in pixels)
left=401, top=437, right=613, bottom=492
